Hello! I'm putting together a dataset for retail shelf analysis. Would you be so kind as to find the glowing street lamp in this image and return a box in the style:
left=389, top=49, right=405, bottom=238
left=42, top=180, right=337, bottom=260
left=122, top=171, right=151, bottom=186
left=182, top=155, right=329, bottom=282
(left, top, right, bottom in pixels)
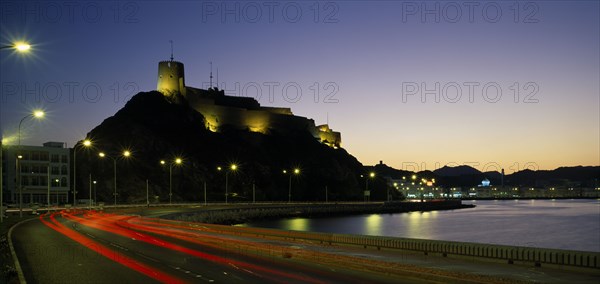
left=218, top=164, right=237, bottom=204
left=98, top=150, right=131, bottom=206
left=283, top=168, right=300, bottom=203
left=161, top=158, right=183, bottom=204
left=1, top=43, right=34, bottom=221
left=73, top=139, right=92, bottom=207
left=17, top=110, right=45, bottom=217
left=362, top=172, right=376, bottom=202
left=0, top=41, right=31, bottom=52
left=93, top=180, right=97, bottom=206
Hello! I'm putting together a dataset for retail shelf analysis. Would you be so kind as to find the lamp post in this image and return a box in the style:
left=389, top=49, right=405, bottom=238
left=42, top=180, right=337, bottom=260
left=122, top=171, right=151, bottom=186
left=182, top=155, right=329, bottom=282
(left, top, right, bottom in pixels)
left=1, top=41, right=32, bottom=222
left=160, top=158, right=182, bottom=205
left=99, top=150, right=130, bottom=206
left=73, top=139, right=92, bottom=207
left=93, top=180, right=97, bottom=207
left=0, top=139, right=3, bottom=223
left=17, top=110, right=44, bottom=217
left=218, top=164, right=237, bottom=204
left=47, top=165, right=50, bottom=209
left=362, top=172, right=375, bottom=202
left=283, top=168, right=300, bottom=203
left=52, top=179, right=59, bottom=207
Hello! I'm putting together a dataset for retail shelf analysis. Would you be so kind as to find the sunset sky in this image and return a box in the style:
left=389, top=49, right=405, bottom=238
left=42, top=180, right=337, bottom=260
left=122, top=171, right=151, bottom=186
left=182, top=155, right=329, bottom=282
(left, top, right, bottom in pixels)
left=1, top=1, right=598, bottom=173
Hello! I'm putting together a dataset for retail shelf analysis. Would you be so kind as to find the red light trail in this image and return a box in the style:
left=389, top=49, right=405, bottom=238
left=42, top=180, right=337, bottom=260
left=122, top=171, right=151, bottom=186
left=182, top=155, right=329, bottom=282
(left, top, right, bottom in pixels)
left=39, top=212, right=186, bottom=283
left=41, top=210, right=327, bottom=284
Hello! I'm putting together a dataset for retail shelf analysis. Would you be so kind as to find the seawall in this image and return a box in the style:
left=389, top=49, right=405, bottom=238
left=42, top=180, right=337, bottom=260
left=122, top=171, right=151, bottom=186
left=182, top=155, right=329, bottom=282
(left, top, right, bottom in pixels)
left=163, top=200, right=471, bottom=225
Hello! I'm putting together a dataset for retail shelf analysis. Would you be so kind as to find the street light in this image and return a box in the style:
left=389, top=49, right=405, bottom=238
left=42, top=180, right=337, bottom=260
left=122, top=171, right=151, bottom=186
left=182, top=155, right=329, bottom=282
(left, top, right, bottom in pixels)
left=73, top=139, right=92, bottom=207
left=0, top=139, right=3, bottom=223
left=283, top=168, right=300, bottom=203
left=17, top=110, right=45, bottom=217
left=1, top=42, right=34, bottom=222
left=0, top=41, right=31, bottom=52
left=160, top=158, right=182, bottom=204
left=362, top=172, right=375, bottom=202
left=93, top=180, right=97, bottom=207
left=98, top=150, right=131, bottom=206
left=218, top=164, right=237, bottom=204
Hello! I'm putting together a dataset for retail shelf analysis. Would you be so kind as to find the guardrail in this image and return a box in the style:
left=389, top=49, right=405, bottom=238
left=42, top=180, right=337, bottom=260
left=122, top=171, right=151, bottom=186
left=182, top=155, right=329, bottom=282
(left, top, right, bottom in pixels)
left=149, top=217, right=600, bottom=270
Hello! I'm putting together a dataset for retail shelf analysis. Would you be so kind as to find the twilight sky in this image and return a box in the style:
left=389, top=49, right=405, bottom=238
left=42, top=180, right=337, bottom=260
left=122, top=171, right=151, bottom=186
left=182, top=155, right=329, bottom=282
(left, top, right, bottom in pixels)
left=1, top=1, right=598, bottom=173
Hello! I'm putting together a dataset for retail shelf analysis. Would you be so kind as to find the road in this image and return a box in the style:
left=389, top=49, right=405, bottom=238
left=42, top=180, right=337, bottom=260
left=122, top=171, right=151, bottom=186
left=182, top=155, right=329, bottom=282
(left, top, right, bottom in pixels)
left=11, top=210, right=412, bottom=283
left=11, top=208, right=600, bottom=284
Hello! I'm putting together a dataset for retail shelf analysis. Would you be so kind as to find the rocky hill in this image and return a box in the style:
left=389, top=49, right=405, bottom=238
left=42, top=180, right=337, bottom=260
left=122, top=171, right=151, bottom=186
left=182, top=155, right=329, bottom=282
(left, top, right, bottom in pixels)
left=74, top=91, right=366, bottom=203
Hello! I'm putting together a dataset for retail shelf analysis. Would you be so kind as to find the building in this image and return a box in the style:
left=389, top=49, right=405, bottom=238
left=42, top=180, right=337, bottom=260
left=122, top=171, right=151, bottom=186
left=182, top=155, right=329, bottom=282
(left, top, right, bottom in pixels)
left=1, top=142, right=70, bottom=205
left=156, top=60, right=342, bottom=148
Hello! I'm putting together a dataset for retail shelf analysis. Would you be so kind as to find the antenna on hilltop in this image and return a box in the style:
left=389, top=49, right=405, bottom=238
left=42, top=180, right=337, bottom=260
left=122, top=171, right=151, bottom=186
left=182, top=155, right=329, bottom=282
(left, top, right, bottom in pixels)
left=216, top=68, right=219, bottom=89
left=169, top=40, right=174, bottom=61
left=209, top=61, right=213, bottom=89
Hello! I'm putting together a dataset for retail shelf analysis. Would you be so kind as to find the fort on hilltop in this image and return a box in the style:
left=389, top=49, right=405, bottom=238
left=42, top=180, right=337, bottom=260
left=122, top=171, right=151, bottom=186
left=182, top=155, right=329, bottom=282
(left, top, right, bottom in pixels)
left=156, top=59, right=342, bottom=148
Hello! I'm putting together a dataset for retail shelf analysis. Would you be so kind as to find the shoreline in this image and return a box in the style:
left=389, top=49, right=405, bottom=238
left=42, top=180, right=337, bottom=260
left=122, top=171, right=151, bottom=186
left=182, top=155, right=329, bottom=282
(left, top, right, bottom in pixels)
left=461, top=197, right=600, bottom=201
left=162, top=200, right=473, bottom=225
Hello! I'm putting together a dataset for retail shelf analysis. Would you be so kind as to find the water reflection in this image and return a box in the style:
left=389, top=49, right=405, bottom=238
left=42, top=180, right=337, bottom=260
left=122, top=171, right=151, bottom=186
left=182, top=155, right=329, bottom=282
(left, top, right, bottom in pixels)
left=288, top=218, right=309, bottom=231
left=243, top=200, right=600, bottom=252
left=365, top=214, right=382, bottom=235
left=403, top=211, right=435, bottom=239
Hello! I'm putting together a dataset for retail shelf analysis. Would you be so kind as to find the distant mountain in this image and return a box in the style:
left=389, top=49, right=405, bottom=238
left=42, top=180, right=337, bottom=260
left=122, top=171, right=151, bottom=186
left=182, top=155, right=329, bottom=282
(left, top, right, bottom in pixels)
left=368, top=162, right=413, bottom=179
left=506, top=166, right=599, bottom=187
left=377, top=164, right=598, bottom=188
left=434, top=165, right=481, bottom=177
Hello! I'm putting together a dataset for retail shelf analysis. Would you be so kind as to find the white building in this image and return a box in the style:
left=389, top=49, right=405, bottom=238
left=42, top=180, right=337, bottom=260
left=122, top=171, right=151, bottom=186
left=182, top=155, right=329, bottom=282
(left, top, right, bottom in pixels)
left=1, top=142, right=70, bottom=205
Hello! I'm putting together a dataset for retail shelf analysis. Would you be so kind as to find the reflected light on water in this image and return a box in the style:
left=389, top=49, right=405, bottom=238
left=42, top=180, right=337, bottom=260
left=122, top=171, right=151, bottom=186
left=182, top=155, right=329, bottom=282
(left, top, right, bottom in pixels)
left=365, top=214, right=382, bottom=235
left=243, top=200, right=600, bottom=252
left=404, top=211, right=436, bottom=239
left=289, top=218, right=308, bottom=231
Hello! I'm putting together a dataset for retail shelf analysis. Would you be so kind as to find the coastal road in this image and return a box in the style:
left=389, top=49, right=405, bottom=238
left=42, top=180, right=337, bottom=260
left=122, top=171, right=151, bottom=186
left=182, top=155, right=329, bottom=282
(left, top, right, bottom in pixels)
left=13, top=208, right=598, bottom=284
left=11, top=210, right=412, bottom=283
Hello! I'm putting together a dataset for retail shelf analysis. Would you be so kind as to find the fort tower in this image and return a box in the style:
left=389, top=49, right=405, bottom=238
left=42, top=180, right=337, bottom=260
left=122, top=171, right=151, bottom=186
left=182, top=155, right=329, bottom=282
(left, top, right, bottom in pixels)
left=157, top=60, right=186, bottom=97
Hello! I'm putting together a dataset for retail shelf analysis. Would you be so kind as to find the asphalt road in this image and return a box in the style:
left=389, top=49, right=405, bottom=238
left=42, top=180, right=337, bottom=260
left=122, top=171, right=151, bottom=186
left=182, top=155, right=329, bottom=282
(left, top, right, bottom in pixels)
left=11, top=210, right=409, bottom=283
left=11, top=208, right=600, bottom=284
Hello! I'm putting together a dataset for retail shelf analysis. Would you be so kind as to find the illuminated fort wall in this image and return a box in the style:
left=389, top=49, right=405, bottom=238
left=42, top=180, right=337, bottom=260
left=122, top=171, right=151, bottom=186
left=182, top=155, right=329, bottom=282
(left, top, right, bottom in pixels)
left=157, top=60, right=186, bottom=97
left=156, top=61, right=341, bottom=147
